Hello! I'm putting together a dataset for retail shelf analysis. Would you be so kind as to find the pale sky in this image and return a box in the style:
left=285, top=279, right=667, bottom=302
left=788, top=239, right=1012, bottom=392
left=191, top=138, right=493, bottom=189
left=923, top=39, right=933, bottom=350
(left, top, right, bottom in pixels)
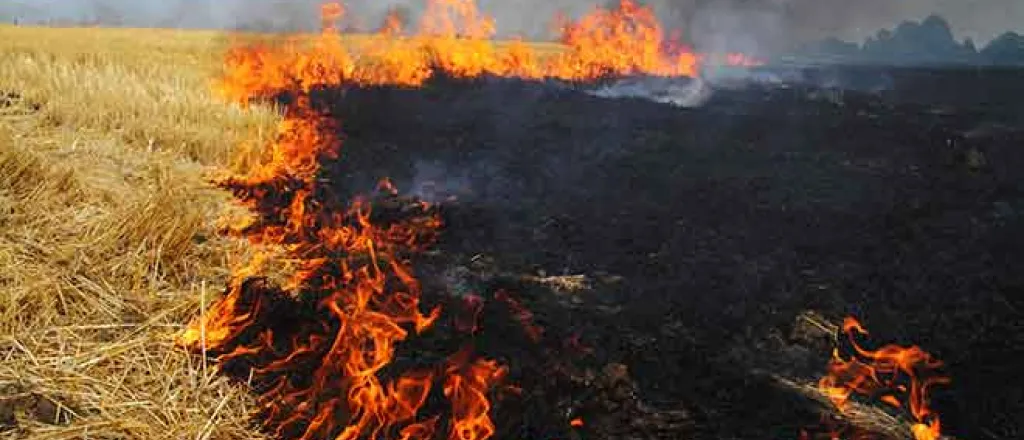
left=3, top=0, right=1022, bottom=47
left=794, top=0, right=1024, bottom=44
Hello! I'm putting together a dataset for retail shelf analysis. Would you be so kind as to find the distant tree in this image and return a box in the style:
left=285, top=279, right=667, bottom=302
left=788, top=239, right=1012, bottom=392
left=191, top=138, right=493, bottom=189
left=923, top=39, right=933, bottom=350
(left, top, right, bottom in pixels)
left=980, top=32, right=1024, bottom=65
left=875, top=28, right=893, bottom=43
left=963, top=37, right=977, bottom=53
left=860, top=15, right=978, bottom=65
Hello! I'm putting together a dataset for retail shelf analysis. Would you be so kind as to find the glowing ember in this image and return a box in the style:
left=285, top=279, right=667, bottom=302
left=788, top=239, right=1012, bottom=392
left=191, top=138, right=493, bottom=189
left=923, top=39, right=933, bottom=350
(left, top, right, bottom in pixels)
left=493, top=290, right=544, bottom=343
left=178, top=1, right=763, bottom=439
left=814, top=317, right=950, bottom=440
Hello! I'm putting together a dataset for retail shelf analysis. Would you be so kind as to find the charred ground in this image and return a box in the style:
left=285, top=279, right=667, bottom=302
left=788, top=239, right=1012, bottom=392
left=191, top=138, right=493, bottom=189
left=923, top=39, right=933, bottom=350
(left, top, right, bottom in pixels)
left=268, top=66, right=1024, bottom=439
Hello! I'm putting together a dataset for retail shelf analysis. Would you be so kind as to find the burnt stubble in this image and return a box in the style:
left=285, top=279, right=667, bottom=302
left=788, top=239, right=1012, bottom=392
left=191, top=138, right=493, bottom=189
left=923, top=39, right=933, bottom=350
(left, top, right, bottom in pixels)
left=310, top=66, right=1024, bottom=440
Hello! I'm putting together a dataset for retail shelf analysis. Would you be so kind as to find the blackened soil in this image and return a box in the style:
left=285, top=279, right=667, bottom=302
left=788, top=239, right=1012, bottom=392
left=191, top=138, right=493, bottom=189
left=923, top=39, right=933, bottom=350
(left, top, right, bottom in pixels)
left=315, top=68, right=1024, bottom=440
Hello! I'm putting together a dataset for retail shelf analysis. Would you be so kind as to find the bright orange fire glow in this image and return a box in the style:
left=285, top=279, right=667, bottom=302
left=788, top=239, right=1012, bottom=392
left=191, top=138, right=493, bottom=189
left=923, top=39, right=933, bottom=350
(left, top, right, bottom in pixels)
left=179, top=1, right=763, bottom=439
left=217, top=0, right=761, bottom=98
left=817, top=317, right=950, bottom=440
left=444, top=349, right=508, bottom=440
left=551, top=0, right=702, bottom=79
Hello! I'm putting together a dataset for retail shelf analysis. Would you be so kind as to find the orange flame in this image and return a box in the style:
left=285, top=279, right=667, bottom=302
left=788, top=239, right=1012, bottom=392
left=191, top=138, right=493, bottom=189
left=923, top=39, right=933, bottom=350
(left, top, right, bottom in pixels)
left=444, top=350, right=508, bottom=440
left=380, top=7, right=406, bottom=35
left=551, top=0, right=700, bottom=79
left=817, top=317, right=950, bottom=440
left=216, top=0, right=760, bottom=94
left=180, top=2, right=763, bottom=439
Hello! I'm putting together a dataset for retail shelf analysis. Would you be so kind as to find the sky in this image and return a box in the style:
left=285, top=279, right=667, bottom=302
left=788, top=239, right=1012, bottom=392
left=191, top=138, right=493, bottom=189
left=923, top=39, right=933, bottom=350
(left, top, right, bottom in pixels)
left=2, top=0, right=1022, bottom=51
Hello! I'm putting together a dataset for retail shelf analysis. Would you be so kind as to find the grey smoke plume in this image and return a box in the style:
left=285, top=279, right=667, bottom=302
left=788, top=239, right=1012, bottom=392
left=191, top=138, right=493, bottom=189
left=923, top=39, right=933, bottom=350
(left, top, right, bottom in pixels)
left=2, top=0, right=1023, bottom=54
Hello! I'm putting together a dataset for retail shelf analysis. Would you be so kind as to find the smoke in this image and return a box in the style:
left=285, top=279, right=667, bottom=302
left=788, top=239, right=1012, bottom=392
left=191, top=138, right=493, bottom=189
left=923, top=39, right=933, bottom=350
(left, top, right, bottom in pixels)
left=3, top=0, right=1022, bottom=54
left=655, top=0, right=1024, bottom=57
left=588, top=76, right=713, bottom=107
left=407, top=160, right=474, bottom=203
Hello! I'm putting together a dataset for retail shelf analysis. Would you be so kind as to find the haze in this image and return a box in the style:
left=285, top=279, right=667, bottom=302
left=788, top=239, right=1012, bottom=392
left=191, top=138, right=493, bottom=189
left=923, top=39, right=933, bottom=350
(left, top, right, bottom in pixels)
left=2, top=0, right=1022, bottom=53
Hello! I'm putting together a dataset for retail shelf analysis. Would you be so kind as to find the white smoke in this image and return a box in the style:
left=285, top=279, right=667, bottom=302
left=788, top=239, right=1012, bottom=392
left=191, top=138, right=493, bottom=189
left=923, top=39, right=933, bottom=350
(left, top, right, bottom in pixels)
left=586, top=76, right=713, bottom=107
left=407, top=160, right=474, bottom=203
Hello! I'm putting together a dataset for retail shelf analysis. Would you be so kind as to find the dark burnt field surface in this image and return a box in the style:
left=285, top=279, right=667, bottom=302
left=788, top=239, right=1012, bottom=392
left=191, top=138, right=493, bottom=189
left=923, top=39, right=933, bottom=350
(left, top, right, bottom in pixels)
left=791, top=65, right=1024, bottom=122
left=312, top=67, right=1024, bottom=439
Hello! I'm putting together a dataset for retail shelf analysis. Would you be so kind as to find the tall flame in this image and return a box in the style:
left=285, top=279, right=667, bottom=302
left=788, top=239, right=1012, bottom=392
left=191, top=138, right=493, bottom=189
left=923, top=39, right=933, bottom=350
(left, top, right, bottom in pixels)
left=551, top=0, right=701, bottom=79
left=218, top=0, right=760, bottom=94
left=817, top=317, right=951, bottom=440
left=179, top=1, right=762, bottom=439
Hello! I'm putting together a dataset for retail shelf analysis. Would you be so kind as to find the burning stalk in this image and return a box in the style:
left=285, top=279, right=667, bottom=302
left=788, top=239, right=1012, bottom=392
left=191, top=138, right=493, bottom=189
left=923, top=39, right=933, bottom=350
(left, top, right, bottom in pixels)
left=807, top=317, right=952, bottom=440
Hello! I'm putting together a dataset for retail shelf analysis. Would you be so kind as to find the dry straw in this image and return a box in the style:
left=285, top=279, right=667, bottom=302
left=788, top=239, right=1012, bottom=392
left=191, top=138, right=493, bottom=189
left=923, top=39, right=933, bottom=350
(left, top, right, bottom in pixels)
left=0, top=24, right=275, bottom=439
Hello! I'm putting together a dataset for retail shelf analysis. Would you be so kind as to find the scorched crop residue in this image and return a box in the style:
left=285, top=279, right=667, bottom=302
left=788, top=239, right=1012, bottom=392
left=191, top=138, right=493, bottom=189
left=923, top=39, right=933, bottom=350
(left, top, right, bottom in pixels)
left=173, top=1, right=949, bottom=440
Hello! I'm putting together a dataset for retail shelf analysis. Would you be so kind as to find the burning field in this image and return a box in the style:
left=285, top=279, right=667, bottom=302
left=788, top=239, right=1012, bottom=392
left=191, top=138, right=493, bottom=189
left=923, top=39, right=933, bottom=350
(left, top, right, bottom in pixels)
left=3, top=1, right=1024, bottom=439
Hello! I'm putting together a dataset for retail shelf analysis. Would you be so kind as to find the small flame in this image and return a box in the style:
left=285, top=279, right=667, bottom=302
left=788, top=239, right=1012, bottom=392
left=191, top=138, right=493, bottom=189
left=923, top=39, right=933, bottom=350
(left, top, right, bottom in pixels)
left=815, top=317, right=950, bottom=440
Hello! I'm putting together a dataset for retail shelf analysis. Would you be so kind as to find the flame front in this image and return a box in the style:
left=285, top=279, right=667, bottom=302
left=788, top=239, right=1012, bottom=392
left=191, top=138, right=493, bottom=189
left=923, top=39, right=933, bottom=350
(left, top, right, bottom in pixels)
left=816, top=317, right=951, bottom=440
left=179, top=1, right=761, bottom=439
left=217, top=0, right=760, bottom=95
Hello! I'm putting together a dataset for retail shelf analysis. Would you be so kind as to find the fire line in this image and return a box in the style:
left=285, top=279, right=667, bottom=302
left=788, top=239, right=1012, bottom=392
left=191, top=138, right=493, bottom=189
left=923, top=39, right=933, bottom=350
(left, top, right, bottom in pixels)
left=177, top=1, right=761, bottom=439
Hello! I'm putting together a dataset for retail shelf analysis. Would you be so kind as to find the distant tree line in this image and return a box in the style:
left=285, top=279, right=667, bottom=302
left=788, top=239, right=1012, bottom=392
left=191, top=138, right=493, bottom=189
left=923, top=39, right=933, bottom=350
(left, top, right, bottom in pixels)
left=794, top=15, right=1024, bottom=66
